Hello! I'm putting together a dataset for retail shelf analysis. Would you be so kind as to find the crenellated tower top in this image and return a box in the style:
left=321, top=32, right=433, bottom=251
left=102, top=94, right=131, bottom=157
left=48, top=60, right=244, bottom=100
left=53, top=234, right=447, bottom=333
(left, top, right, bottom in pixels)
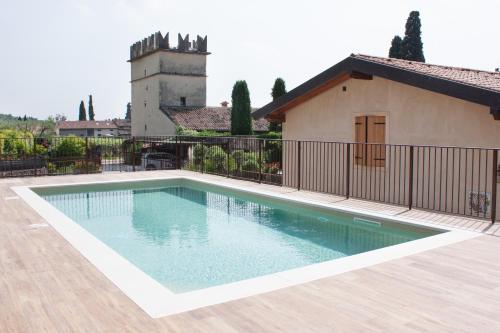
left=129, top=31, right=208, bottom=61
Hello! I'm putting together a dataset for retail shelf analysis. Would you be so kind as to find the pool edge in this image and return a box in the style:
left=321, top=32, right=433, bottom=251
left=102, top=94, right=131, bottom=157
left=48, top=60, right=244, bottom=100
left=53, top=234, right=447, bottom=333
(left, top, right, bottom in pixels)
left=11, top=175, right=480, bottom=318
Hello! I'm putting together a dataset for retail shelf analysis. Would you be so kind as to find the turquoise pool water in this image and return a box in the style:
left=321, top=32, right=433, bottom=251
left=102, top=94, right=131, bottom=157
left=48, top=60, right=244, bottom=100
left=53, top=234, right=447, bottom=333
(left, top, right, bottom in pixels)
left=36, top=179, right=441, bottom=293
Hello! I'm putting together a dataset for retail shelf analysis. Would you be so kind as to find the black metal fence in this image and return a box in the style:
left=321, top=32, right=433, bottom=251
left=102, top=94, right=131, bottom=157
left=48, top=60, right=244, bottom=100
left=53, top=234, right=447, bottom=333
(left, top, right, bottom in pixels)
left=1, top=135, right=498, bottom=222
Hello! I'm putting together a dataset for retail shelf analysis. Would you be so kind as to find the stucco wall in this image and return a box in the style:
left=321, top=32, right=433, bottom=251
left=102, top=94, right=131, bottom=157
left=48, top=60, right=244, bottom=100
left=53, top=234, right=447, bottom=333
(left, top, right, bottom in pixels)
left=131, top=53, right=160, bottom=81
left=159, top=52, right=206, bottom=76
left=58, top=128, right=117, bottom=137
left=159, top=75, right=206, bottom=107
left=131, top=75, right=176, bottom=137
left=282, top=76, right=500, bottom=147
left=58, top=129, right=88, bottom=137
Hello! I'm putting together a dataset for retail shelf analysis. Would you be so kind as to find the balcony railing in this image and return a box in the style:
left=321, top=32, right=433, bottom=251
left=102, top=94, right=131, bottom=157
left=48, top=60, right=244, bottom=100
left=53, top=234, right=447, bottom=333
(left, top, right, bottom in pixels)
left=1, top=135, right=498, bottom=223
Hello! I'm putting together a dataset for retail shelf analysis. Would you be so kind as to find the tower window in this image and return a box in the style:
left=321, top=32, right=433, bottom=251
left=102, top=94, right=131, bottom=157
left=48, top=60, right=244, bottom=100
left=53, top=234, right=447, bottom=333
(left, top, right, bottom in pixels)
left=180, top=97, right=186, bottom=106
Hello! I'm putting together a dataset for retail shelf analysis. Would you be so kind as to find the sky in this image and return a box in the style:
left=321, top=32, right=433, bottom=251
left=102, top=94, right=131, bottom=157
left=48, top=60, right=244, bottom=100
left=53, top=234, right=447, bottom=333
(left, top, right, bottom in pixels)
left=0, top=0, right=499, bottom=120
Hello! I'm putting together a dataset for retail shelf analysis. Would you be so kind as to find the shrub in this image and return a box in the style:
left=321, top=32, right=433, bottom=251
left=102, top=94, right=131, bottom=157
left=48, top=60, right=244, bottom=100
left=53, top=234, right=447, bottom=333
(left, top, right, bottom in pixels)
left=231, top=150, right=245, bottom=171
left=193, top=144, right=208, bottom=165
left=176, top=125, right=229, bottom=137
left=0, top=129, right=33, bottom=157
left=264, top=162, right=281, bottom=174
left=34, top=144, right=48, bottom=155
left=264, top=140, right=282, bottom=164
left=206, top=146, right=227, bottom=171
left=176, top=125, right=199, bottom=137
left=242, top=159, right=259, bottom=172
left=258, top=131, right=282, bottom=139
left=52, top=136, right=86, bottom=157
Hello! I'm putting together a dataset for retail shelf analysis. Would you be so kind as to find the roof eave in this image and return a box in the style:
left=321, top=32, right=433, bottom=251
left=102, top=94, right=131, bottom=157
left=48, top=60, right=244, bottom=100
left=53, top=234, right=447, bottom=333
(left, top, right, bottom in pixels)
left=253, top=55, right=500, bottom=120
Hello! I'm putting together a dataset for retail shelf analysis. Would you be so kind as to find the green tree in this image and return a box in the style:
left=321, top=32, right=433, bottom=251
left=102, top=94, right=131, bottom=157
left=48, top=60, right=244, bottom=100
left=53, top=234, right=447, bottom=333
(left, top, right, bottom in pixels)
left=231, top=80, right=252, bottom=135
left=78, top=101, right=87, bottom=121
left=401, top=11, right=425, bottom=62
left=388, top=35, right=403, bottom=59
left=270, top=78, right=287, bottom=131
left=88, top=95, right=95, bottom=120
left=125, top=102, right=131, bottom=120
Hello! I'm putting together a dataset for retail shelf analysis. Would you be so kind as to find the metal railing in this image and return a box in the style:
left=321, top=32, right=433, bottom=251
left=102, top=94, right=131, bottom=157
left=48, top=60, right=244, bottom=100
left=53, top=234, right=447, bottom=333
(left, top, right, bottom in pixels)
left=1, top=135, right=498, bottom=222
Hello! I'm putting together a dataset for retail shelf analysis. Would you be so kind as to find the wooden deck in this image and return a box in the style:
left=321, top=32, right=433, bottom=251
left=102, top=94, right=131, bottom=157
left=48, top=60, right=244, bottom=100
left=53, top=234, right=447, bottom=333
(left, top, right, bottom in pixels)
left=1, top=171, right=500, bottom=332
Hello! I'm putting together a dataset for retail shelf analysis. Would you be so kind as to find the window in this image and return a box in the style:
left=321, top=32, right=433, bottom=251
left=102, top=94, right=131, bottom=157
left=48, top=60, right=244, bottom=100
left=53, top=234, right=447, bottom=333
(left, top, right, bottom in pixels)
left=180, top=97, right=186, bottom=106
left=354, top=116, right=386, bottom=167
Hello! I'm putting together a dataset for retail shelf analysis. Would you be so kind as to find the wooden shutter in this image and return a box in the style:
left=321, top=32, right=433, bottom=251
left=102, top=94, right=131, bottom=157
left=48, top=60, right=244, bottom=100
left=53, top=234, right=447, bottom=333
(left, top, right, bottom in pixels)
left=354, top=116, right=366, bottom=165
left=366, top=116, right=386, bottom=167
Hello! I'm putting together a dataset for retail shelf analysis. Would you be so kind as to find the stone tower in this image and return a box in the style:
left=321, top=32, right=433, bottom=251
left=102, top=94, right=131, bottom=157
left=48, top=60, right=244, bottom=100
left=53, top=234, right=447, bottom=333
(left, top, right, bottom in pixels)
left=129, top=31, right=209, bottom=136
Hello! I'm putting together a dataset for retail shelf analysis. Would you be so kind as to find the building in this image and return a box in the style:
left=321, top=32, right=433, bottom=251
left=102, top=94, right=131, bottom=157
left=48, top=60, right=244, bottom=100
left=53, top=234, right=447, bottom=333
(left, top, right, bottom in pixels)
left=253, top=54, right=500, bottom=147
left=129, top=31, right=268, bottom=136
left=253, top=54, right=500, bottom=217
left=113, top=119, right=132, bottom=137
left=56, top=120, right=121, bottom=137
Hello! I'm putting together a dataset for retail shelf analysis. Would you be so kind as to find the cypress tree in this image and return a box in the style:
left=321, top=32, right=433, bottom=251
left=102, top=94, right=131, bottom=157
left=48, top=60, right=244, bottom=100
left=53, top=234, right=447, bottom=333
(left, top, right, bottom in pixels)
left=88, top=95, right=95, bottom=120
left=388, top=35, right=403, bottom=59
left=79, top=101, right=87, bottom=121
left=125, top=102, right=131, bottom=120
left=231, top=80, right=252, bottom=135
left=401, top=11, right=425, bottom=62
left=270, top=78, right=287, bottom=131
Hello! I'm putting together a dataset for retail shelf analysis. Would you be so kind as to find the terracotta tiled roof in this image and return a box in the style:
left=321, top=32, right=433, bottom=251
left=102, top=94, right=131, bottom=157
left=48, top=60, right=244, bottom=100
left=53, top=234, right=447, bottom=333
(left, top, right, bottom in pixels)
left=112, top=119, right=131, bottom=127
left=254, top=54, right=500, bottom=120
left=57, top=120, right=118, bottom=130
left=354, top=54, right=500, bottom=92
left=161, top=106, right=269, bottom=132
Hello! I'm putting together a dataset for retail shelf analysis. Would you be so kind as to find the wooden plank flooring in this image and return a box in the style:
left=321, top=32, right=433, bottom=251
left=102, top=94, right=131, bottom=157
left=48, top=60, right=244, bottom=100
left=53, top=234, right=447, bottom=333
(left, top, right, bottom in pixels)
left=1, top=171, right=500, bottom=332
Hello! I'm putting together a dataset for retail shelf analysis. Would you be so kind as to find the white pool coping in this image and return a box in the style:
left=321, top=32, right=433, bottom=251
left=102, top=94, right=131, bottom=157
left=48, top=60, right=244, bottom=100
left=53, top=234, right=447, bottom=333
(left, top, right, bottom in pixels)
left=12, top=175, right=480, bottom=318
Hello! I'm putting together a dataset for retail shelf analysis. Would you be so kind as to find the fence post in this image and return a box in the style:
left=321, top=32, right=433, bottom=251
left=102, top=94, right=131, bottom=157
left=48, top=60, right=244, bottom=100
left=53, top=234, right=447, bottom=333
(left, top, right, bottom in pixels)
left=132, top=137, right=136, bottom=172
left=491, top=149, right=498, bottom=224
left=175, top=136, right=180, bottom=169
left=33, top=137, right=37, bottom=176
left=227, top=139, right=230, bottom=178
left=201, top=138, right=205, bottom=174
left=346, top=143, right=350, bottom=199
left=297, top=141, right=301, bottom=190
left=258, top=139, right=262, bottom=183
left=85, top=137, right=89, bottom=174
left=408, top=146, right=414, bottom=210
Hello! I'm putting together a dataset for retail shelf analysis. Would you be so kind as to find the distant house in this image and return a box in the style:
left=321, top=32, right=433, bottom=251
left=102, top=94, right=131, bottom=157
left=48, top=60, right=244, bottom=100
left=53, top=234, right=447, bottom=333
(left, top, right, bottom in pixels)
left=113, top=119, right=132, bottom=137
left=253, top=54, right=500, bottom=148
left=56, top=120, right=121, bottom=137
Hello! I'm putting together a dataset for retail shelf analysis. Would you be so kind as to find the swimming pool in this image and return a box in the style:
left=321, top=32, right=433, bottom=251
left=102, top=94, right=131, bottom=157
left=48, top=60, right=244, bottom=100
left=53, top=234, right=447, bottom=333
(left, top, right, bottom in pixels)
left=14, top=176, right=476, bottom=317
